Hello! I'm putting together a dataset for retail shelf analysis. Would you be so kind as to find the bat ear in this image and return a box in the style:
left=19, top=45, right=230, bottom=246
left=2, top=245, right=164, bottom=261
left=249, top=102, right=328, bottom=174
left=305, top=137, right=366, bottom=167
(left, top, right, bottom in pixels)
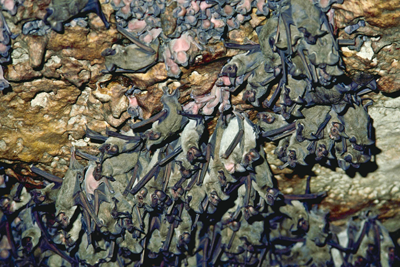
left=172, top=88, right=180, bottom=98
left=162, top=86, right=169, bottom=94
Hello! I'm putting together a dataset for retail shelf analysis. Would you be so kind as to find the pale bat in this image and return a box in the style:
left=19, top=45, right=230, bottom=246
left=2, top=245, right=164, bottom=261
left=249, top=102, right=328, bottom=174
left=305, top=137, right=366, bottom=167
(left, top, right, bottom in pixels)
left=340, top=101, right=374, bottom=148
left=128, top=148, right=162, bottom=196
left=102, top=26, right=159, bottom=73
left=169, top=30, right=202, bottom=68
left=29, top=183, right=59, bottom=206
left=179, top=116, right=205, bottom=164
left=251, top=147, right=276, bottom=206
left=55, top=148, right=103, bottom=231
left=99, top=136, right=142, bottom=179
left=15, top=208, right=41, bottom=256
left=220, top=217, right=264, bottom=261
left=76, top=233, right=109, bottom=266
left=0, top=183, right=31, bottom=215
left=219, top=112, right=260, bottom=173
left=276, top=207, right=332, bottom=266
left=53, top=213, right=82, bottom=249
left=145, top=87, right=189, bottom=150
left=279, top=132, right=311, bottom=168
left=219, top=48, right=265, bottom=88
left=242, top=59, right=280, bottom=107
left=270, top=200, right=309, bottom=242
left=295, top=105, right=332, bottom=142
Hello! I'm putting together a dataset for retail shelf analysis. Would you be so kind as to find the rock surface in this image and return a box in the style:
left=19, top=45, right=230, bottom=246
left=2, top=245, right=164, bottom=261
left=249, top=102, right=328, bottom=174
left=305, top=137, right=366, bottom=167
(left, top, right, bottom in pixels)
left=334, top=0, right=400, bottom=93
left=0, top=0, right=399, bottom=226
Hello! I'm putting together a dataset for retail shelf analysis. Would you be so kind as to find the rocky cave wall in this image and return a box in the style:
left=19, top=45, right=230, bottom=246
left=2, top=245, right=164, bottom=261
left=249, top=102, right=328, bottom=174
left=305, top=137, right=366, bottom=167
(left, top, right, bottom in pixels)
left=0, top=0, right=400, bottom=228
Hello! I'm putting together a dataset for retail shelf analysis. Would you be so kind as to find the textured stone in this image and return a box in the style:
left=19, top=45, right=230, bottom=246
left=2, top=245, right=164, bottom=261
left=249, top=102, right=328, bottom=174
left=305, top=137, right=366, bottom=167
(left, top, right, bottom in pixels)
left=334, top=0, right=400, bottom=93
left=23, top=34, right=49, bottom=68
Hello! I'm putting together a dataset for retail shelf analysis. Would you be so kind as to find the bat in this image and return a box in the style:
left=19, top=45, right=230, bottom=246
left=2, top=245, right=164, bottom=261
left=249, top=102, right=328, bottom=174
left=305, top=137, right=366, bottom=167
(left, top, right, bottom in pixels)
left=43, top=0, right=110, bottom=33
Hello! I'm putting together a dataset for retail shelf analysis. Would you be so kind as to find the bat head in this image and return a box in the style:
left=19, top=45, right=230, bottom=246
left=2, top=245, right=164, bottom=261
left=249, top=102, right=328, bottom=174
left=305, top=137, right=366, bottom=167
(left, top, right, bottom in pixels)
left=146, top=130, right=161, bottom=141
left=243, top=89, right=256, bottom=103
left=55, top=206, right=78, bottom=229
left=315, top=143, right=328, bottom=161
left=220, top=64, right=238, bottom=78
left=243, top=206, right=258, bottom=221
left=265, top=187, right=281, bottom=206
left=21, top=227, right=41, bottom=253
left=257, top=112, right=276, bottom=124
left=101, top=48, right=117, bottom=57
left=0, top=196, right=11, bottom=214
left=242, top=149, right=261, bottom=167
left=99, top=143, right=119, bottom=156
left=178, top=232, right=191, bottom=252
left=136, top=188, right=148, bottom=207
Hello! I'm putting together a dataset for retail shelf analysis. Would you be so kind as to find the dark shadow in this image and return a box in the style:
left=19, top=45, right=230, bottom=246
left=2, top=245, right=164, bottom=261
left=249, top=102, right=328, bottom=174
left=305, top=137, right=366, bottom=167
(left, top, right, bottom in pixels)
left=1, top=83, right=13, bottom=95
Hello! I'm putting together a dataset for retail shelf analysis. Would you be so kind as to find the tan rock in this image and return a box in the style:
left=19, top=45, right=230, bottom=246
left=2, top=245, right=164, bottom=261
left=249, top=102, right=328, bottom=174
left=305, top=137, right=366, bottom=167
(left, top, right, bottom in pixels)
left=6, top=62, right=42, bottom=82
left=23, top=34, right=49, bottom=68
left=47, top=27, right=118, bottom=61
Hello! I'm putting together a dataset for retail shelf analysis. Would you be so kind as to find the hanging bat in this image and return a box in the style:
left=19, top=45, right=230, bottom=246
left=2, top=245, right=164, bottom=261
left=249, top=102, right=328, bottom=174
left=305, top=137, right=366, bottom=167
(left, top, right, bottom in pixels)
left=179, top=117, right=205, bottom=164
left=251, top=146, right=276, bottom=206
left=55, top=148, right=102, bottom=231
left=219, top=48, right=264, bottom=88
left=99, top=138, right=143, bottom=179
left=43, top=0, right=110, bottom=33
left=102, top=26, right=159, bottom=73
left=29, top=183, right=59, bottom=206
left=295, top=105, right=332, bottom=142
left=144, top=87, right=189, bottom=150
left=219, top=112, right=259, bottom=174
left=32, top=210, right=78, bottom=266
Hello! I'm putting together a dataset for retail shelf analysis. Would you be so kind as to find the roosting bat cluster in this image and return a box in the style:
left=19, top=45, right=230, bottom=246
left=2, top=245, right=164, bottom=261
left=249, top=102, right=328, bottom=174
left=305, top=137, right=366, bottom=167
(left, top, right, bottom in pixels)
left=102, top=0, right=271, bottom=77
left=1, top=0, right=399, bottom=266
left=1, top=128, right=399, bottom=266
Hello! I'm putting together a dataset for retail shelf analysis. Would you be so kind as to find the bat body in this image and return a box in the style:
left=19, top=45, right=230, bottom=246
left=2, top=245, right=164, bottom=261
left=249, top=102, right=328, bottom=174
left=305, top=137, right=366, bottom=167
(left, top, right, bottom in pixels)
left=44, top=0, right=110, bottom=33
left=145, top=88, right=188, bottom=150
left=102, top=38, right=159, bottom=73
